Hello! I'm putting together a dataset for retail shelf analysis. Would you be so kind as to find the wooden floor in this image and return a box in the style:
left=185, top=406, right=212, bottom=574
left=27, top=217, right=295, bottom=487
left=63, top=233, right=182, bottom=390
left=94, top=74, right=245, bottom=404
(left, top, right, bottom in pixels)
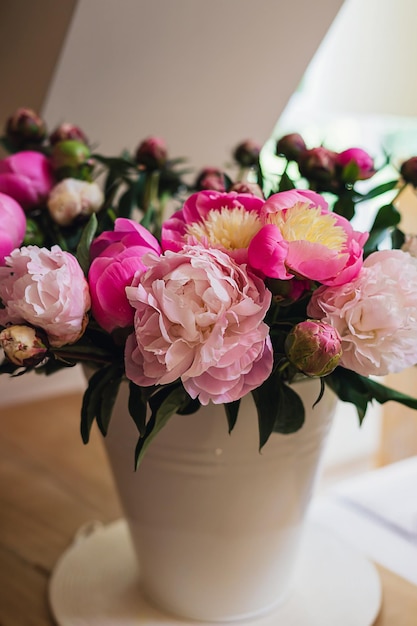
left=0, top=392, right=416, bottom=625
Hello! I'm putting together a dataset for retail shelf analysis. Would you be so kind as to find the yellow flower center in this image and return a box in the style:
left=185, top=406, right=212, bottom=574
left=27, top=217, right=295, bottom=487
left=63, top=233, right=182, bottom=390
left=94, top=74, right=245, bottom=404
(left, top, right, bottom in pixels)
left=267, top=202, right=347, bottom=251
left=186, top=207, right=262, bottom=250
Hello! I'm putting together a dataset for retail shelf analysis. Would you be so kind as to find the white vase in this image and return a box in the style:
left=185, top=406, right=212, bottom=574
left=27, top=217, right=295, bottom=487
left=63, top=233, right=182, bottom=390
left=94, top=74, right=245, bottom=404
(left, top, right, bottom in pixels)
left=104, top=377, right=338, bottom=622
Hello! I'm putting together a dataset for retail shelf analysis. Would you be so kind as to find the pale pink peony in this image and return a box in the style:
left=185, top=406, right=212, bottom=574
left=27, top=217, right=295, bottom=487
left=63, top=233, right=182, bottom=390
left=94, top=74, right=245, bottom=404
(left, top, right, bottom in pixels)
left=0, top=151, right=54, bottom=210
left=161, top=190, right=265, bottom=264
left=47, top=178, right=104, bottom=226
left=125, top=246, right=273, bottom=405
left=307, top=249, right=417, bottom=376
left=248, top=189, right=368, bottom=286
left=0, top=192, right=26, bottom=264
left=88, top=218, right=161, bottom=333
left=0, top=245, right=90, bottom=347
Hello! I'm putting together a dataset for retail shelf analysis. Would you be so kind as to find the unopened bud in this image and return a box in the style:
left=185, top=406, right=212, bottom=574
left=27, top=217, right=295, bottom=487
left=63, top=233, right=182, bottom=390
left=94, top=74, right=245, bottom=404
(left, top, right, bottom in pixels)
left=229, top=181, right=264, bottom=199
left=400, top=157, right=417, bottom=186
left=49, top=123, right=89, bottom=146
left=5, top=107, right=46, bottom=146
left=276, top=133, right=306, bottom=161
left=336, top=148, right=375, bottom=182
left=195, top=167, right=226, bottom=192
left=298, top=147, right=338, bottom=186
left=135, top=137, right=167, bottom=170
left=47, top=178, right=104, bottom=226
left=233, top=140, right=261, bottom=167
left=51, top=140, right=91, bottom=173
left=285, top=319, right=342, bottom=377
left=0, top=325, right=48, bottom=367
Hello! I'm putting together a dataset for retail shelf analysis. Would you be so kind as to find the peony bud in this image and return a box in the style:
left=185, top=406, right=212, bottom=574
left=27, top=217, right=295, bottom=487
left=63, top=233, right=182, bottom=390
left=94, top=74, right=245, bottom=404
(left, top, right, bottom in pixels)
left=298, top=147, right=338, bottom=186
left=51, top=140, right=91, bottom=173
left=47, top=178, right=104, bottom=226
left=400, top=157, right=417, bottom=186
left=135, top=137, right=167, bottom=170
left=233, top=140, right=261, bottom=167
left=285, top=319, right=342, bottom=377
left=336, top=148, right=375, bottom=182
left=0, top=325, right=48, bottom=367
left=195, top=167, right=226, bottom=192
left=229, top=181, right=264, bottom=198
left=5, top=107, right=46, bottom=146
left=49, top=122, right=89, bottom=146
left=276, top=133, right=307, bottom=161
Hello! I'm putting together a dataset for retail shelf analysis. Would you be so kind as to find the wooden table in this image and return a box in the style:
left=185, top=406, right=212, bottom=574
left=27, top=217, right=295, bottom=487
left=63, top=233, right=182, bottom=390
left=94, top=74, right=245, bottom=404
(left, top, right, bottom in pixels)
left=0, top=393, right=416, bottom=625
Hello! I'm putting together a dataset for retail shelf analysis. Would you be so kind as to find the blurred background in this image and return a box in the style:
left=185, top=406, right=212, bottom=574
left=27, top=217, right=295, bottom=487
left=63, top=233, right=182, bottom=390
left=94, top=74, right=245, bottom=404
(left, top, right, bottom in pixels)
left=1, top=0, right=417, bottom=478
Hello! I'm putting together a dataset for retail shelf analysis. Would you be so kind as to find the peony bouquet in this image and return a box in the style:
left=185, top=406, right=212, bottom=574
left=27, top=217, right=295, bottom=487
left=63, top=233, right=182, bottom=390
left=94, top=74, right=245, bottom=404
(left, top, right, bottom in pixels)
left=1, top=108, right=417, bottom=466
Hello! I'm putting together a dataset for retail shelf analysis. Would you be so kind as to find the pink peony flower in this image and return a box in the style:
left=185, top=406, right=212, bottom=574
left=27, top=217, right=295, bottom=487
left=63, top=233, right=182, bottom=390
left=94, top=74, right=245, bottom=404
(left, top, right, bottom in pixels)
left=0, top=192, right=26, bottom=264
left=248, top=189, right=368, bottom=286
left=336, top=148, right=375, bottom=182
left=125, top=246, right=273, bottom=405
left=161, top=190, right=265, bottom=264
left=47, top=178, right=104, bottom=226
left=307, top=249, right=417, bottom=376
left=0, top=151, right=54, bottom=210
left=0, top=245, right=90, bottom=347
left=88, top=218, right=161, bottom=333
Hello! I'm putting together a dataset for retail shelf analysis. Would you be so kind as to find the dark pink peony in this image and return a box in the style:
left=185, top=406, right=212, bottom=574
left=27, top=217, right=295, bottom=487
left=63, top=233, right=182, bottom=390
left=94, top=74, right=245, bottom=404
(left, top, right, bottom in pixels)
left=161, top=190, right=265, bottom=264
left=88, top=218, right=161, bottom=333
left=248, top=189, right=368, bottom=286
left=0, top=192, right=26, bottom=264
left=0, top=151, right=54, bottom=210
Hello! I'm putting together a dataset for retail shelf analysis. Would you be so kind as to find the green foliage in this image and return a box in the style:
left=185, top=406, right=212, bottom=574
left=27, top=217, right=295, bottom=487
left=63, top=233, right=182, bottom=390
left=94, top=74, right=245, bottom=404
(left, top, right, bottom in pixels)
left=325, top=367, right=417, bottom=424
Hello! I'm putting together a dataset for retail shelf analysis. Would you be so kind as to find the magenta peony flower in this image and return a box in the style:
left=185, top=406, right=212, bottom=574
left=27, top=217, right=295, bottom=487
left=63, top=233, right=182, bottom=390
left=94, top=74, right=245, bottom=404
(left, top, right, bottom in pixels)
left=161, top=190, right=265, bottom=264
left=47, top=178, right=104, bottom=226
left=125, top=246, right=273, bottom=405
left=88, top=218, right=161, bottom=333
left=336, top=148, right=375, bottom=182
left=0, top=192, right=26, bottom=264
left=248, top=189, right=368, bottom=286
left=307, top=249, right=417, bottom=376
left=0, top=151, right=54, bottom=210
left=0, top=245, right=90, bottom=347
left=285, top=320, right=342, bottom=377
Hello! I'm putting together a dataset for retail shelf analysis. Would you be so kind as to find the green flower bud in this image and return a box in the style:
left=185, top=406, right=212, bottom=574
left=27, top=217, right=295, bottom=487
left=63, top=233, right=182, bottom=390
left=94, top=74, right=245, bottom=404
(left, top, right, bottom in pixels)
left=285, top=320, right=342, bottom=377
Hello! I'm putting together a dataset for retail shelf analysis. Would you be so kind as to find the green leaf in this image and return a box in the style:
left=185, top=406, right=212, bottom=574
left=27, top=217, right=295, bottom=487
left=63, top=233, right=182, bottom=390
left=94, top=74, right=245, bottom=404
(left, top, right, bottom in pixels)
left=332, top=195, right=355, bottom=220
left=76, top=213, right=98, bottom=275
left=326, top=367, right=417, bottom=424
left=273, top=383, right=305, bottom=434
left=134, top=385, right=191, bottom=469
left=128, top=381, right=147, bottom=435
left=224, top=400, right=241, bottom=433
left=353, top=179, right=398, bottom=203
left=278, top=171, right=296, bottom=191
left=96, top=376, right=122, bottom=436
left=80, top=363, right=123, bottom=443
left=252, top=371, right=305, bottom=449
left=364, top=203, right=401, bottom=254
